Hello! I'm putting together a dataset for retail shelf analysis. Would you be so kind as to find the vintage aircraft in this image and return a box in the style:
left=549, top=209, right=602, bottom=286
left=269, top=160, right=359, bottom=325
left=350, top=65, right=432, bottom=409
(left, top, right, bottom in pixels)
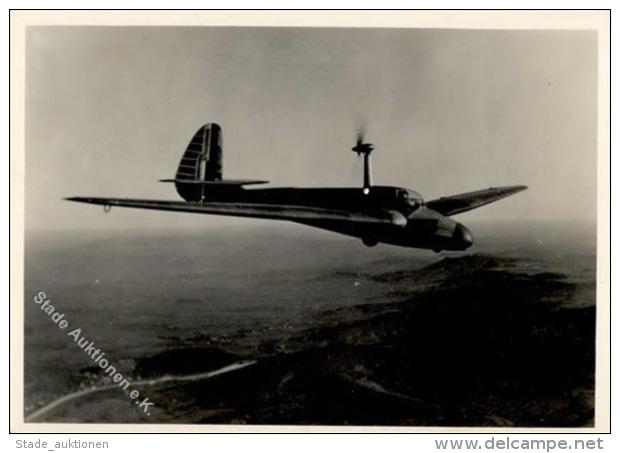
left=67, top=123, right=526, bottom=252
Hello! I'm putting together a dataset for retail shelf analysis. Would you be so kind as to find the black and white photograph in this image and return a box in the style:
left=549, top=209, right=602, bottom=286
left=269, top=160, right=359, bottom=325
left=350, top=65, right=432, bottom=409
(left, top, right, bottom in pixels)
left=10, top=10, right=610, bottom=433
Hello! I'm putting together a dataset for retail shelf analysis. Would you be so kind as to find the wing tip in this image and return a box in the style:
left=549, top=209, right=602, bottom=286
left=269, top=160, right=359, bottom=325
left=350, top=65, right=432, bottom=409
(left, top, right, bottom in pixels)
left=492, top=185, right=527, bottom=194
left=64, top=196, right=103, bottom=205
left=510, top=185, right=528, bottom=193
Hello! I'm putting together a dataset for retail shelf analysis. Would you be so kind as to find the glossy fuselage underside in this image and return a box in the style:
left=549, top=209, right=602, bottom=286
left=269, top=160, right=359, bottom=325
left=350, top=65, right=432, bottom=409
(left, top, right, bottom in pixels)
left=202, top=185, right=473, bottom=251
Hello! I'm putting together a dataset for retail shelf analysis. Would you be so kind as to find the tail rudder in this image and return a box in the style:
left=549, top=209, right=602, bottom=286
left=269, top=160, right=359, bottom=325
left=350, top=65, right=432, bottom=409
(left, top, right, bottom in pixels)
left=175, top=123, right=222, bottom=201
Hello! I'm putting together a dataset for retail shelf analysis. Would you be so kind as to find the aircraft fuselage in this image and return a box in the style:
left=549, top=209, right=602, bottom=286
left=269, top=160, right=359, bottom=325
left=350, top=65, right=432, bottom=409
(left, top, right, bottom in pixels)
left=203, top=185, right=473, bottom=251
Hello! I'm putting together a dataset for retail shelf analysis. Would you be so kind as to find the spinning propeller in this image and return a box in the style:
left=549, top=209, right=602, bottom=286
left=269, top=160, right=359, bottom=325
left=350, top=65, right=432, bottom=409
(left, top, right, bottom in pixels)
left=352, top=128, right=375, bottom=156
left=351, top=127, right=374, bottom=194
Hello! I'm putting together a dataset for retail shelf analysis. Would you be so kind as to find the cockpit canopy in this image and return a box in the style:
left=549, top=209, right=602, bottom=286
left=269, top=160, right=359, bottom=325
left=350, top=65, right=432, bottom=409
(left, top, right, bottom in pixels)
left=397, top=188, right=424, bottom=208
left=369, top=186, right=424, bottom=213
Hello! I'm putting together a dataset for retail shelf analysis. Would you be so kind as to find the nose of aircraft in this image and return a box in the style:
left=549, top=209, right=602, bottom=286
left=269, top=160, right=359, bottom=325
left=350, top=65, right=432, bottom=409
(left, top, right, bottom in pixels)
left=454, top=224, right=474, bottom=249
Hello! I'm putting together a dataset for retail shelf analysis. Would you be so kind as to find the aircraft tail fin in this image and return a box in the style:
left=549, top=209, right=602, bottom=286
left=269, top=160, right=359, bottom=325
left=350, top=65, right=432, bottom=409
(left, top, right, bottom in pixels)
left=175, top=123, right=223, bottom=201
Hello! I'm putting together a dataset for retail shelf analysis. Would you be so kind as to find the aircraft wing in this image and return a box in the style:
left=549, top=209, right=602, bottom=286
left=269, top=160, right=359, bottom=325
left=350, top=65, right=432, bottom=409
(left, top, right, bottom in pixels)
left=65, top=197, right=408, bottom=227
left=425, top=185, right=527, bottom=216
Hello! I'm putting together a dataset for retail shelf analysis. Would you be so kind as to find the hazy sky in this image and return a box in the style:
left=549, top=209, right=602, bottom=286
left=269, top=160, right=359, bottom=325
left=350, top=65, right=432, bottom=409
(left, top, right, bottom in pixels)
left=25, top=27, right=598, bottom=231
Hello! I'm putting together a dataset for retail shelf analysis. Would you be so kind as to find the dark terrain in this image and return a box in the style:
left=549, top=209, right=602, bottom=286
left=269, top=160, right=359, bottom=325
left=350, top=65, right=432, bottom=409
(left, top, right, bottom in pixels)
left=128, top=255, right=594, bottom=426
left=24, top=226, right=596, bottom=426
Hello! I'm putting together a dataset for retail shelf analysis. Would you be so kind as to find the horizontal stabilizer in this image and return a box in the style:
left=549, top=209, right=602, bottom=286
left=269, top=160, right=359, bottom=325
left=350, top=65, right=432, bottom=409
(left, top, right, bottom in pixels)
left=160, top=179, right=269, bottom=186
